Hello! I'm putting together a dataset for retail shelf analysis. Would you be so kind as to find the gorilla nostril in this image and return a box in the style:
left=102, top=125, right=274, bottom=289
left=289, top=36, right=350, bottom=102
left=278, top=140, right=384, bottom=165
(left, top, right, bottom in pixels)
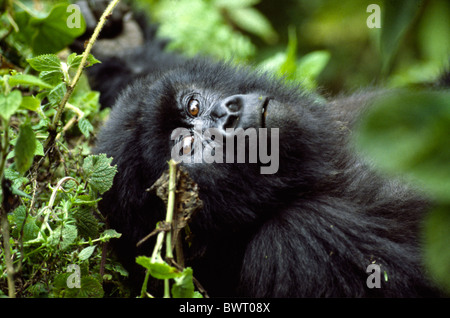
left=223, top=115, right=239, bottom=130
left=225, top=97, right=242, bottom=112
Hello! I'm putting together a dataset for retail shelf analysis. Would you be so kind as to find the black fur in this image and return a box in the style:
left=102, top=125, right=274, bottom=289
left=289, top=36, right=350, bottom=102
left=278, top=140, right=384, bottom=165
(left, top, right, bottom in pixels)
left=88, top=11, right=441, bottom=297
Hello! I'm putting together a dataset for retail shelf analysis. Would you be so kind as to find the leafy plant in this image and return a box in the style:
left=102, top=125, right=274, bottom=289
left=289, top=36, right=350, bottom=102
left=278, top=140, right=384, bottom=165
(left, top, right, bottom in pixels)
left=136, top=160, right=204, bottom=298
left=258, top=27, right=330, bottom=91
left=140, top=0, right=276, bottom=61
left=0, top=0, right=125, bottom=298
left=356, top=90, right=450, bottom=293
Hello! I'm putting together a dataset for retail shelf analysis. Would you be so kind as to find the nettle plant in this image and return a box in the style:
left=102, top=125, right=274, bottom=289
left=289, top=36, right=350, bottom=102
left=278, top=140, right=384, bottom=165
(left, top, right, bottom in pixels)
left=0, top=0, right=131, bottom=298
left=0, top=50, right=126, bottom=297
left=0, top=0, right=201, bottom=298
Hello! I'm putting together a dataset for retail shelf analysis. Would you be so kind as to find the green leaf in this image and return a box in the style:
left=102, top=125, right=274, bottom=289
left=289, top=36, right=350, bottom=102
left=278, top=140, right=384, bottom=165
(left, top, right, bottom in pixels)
left=49, top=224, right=78, bottom=250
left=4, top=168, right=29, bottom=189
left=279, top=26, right=298, bottom=79
left=136, top=256, right=182, bottom=280
left=356, top=90, right=450, bottom=202
left=171, top=267, right=197, bottom=298
left=86, top=54, right=101, bottom=68
left=83, top=154, right=118, bottom=194
left=9, top=206, right=39, bottom=241
left=20, top=96, right=41, bottom=112
left=424, top=205, right=450, bottom=294
left=226, top=7, right=277, bottom=43
left=15, top=123, right=37, bottom=174
left=73, top=205, right=99, bottom=239
left=78, top=245, right=96, bottom=261
left=28, top=3, right=86, bottom=55
left=380, top=1, right=420, bottom=72
left=8, top=74, right=53, bottom=89
left=68, top=53, right=101, bottom=70
left=0, top=90, right=23, bottom=121
left=53, top=273, right=104, bottom=298
left=39, top=70, right=63, bottom=86
left=296, top=50, right=330, bottom=90
left=99, top=229, right=121, bottom=241
left=48, top=82, right=67, bottom=106
left=67, top=53, right=83, bottom=69
left=34, top=139, right=44, bottom=157
left=27, top=54, right=61, bottom=72
left=78, top=118, right=94, bottom=138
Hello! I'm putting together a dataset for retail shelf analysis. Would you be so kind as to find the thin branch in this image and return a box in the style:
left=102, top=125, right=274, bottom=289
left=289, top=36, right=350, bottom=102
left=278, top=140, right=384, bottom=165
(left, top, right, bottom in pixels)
left=1, top=208, right=16, bottom=298
left=43, top=0, right=122, bottom=154
left=165, top=159, right=178, bottom=260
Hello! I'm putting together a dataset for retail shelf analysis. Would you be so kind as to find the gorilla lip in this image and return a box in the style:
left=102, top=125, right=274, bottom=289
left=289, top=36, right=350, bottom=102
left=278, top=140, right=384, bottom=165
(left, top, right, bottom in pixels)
left=261, top=97, right=272, bottom=128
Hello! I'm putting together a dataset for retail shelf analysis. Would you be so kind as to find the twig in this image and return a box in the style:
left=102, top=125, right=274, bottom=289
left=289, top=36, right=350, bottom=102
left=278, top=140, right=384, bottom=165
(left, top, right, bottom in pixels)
left=149, top=160, right=178, bottom=262
left=0, top=116, right=15, bottom=297
left=165, top=159, right=177, bottom=260
left=42, top=0, right=122, bottom=159
left=143, top=160, right=178, bottom=298
left=1, top=209, right=16, bottom=298
left=1, top=178, right=16, bottom=298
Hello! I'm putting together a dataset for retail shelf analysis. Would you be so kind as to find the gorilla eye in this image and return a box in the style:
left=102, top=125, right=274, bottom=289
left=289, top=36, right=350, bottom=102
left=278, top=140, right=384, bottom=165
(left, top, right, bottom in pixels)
left=187, top=98, right=200, bottom=117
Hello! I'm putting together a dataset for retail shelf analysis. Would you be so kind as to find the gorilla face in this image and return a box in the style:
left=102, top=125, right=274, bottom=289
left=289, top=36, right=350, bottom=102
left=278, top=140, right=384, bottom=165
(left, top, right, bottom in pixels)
left=97, top=59, right=337, bottom=231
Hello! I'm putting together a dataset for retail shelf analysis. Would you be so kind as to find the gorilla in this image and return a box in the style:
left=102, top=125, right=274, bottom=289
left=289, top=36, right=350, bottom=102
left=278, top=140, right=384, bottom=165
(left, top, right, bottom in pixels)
left=82, top=4, right=442, bottom=297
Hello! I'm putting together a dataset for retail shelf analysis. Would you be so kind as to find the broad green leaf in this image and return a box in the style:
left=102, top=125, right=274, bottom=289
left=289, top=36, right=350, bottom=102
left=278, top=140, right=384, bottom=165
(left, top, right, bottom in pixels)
left=9, top=206, right=39, bottom=241
left=39, top=70, right=63, bottom=86
left=417, top=1, right=450, bottom=63
left=78, top=245, right=96, bottom=261
left=83, top=154, right=118, bottom=194
left=28, top=3, right=86, bottom=55
left=258, top=52, right=287, bottom=75
left=424, top=205, right=450, bottom=294
left=68, top=53, right=101, bottom=70
left=356, top=90, right=450, bottom=202
left=99, top=229, right=121, bottom=241
left=20, top=96, right=41, bottom=112
left=27, top=54, right=61, bottom=72
left=296, top=50, right=330, bottom=90
left=53, top=273, right=104, bottom=298
left=172, top=267, right=197, bottom=298
left=0, top=90, right=23, bottom=120
left=86, top=54, right=101, bottom=67
left=8, top=74, right=52, bottom=89
left=73, top=205, right=99, bottom=239
left=136, top=256, right=182, bottom=280
left=15, top=123, right=37, bottom=174
left=226, top=7, right=277, bottom=43
left=49, top=224, right=78, bottom=250
left=34, top=139, right=44, bottom=156
left=78, top=118, right=94, bottom=138
left=279, top=26, right=298, bottom=79
left=48, top=82, right=67, bottom=106
left=4, top=168, right=29, bottom=189
left=67, top=53, right=83, bottom=69
left=380, top=1, right=420, bottom=72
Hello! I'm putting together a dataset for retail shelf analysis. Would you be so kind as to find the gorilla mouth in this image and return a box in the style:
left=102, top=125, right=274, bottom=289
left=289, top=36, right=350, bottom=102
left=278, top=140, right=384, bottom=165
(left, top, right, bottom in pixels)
left=182, top=135, right=194, bottom=155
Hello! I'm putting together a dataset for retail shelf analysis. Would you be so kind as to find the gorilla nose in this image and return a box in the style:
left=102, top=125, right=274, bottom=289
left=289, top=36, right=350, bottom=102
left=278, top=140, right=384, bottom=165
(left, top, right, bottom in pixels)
left=210, top=94, right=269, bottom=131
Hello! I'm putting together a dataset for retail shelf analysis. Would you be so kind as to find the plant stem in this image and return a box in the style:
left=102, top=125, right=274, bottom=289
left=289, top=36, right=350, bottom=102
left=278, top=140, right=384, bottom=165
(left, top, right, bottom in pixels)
left=44, top=0, right=122, bottom=151
left=0, top=118, right=10, bottom=182
left=0, top=209, right=16, bottom=298
left=0, top=117, right=15, bottom=297
left=165, top=159, right=177, bottom=259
